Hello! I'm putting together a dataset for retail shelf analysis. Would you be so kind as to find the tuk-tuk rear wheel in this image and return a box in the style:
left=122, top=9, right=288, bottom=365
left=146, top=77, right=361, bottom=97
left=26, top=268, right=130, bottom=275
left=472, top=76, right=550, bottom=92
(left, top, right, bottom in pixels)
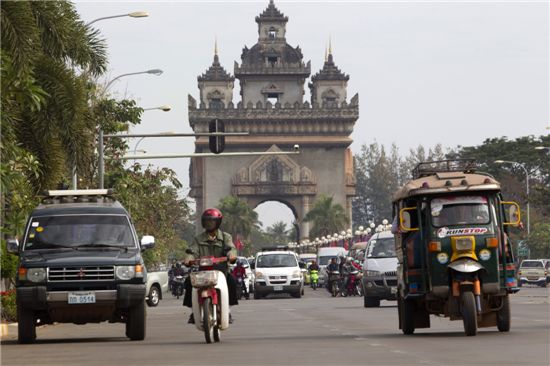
left=497, top=295, right=511, bottom=332
left=400, top=296, right=415, bottom=335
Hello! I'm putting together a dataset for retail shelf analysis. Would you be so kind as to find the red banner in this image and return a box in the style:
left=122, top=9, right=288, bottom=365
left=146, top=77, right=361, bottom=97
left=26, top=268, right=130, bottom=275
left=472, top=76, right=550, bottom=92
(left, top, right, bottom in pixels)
left=234, top=235, right=244, bottom=250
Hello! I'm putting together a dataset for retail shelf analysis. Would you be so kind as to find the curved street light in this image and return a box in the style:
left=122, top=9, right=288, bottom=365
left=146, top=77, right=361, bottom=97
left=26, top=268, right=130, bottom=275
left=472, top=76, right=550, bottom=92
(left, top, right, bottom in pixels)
left=86, top=11, right=149, bottom=26
left=98, top=69, right=164, bottom=188
left=494, top=160, right=530, bottom=235
left=143, top=105, right=172, bottom=112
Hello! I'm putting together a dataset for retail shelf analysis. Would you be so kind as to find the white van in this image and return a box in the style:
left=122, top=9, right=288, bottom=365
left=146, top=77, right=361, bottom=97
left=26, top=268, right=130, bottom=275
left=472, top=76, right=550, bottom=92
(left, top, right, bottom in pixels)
left=253, top=250, right=304, bottom=299
left=362, top=231, right=397, bottom=307
left=317, top=247, right=348, bottom=285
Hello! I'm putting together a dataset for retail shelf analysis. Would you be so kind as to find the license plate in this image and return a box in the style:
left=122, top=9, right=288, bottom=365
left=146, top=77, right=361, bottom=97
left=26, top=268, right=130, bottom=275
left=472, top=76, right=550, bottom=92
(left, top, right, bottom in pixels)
left=68, top=291, right=96, bottom=304
left=390, top=287, right=397, bottom=294
left=273, top=285, right=283, bottom=291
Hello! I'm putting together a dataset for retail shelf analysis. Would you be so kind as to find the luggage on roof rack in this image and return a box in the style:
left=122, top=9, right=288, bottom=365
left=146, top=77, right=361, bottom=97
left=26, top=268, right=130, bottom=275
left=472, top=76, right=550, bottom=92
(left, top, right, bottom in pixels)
left=412, top=159, right=477, bottom=179
left=41, top=189, right=115, bottom=204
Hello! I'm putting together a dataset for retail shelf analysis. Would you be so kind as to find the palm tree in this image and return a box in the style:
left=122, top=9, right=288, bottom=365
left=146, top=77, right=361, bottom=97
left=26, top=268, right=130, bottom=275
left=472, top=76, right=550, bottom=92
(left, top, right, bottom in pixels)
left=304, top=194, right=349, bottom=239
left=266, top=221, right=290, bottom=245
left=218, top=196, right=259, bottom=242
left=1, top=1, right=107, bottom=190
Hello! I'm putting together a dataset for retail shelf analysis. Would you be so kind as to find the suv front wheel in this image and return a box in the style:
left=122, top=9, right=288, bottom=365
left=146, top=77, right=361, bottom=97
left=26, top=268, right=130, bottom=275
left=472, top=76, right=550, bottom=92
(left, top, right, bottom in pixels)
left=17, top=303, right=36, bottom=344
left=126, top=299, right=146, bottom=340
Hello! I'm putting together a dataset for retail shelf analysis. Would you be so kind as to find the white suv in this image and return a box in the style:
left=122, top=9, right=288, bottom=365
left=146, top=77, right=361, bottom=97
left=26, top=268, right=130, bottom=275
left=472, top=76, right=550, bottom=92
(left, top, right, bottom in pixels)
left=253, top=250, right=303, bottom=299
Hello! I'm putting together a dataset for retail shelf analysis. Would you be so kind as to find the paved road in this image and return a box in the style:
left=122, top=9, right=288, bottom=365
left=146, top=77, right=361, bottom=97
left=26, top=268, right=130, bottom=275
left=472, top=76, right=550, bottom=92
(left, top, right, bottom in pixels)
left=2, top=286, right=549, bottom=366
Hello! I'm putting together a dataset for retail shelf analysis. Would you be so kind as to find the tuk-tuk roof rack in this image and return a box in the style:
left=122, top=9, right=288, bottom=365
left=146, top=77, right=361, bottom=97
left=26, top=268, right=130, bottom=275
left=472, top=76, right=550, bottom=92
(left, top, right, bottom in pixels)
left=40, top=189, right=116, bottom=205
left=412, top=159, right=477, bottom=179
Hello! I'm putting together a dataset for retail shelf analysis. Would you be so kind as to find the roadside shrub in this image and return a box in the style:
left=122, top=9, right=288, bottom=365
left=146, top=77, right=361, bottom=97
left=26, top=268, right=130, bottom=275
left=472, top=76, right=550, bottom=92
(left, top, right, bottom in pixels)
left=1, top=290, right=17, bottom=322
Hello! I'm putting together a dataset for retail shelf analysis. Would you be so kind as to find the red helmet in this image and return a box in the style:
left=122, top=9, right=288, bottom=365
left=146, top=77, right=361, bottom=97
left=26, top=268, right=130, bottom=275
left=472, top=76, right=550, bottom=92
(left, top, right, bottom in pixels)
left=201, top=208, right=223, bottom=231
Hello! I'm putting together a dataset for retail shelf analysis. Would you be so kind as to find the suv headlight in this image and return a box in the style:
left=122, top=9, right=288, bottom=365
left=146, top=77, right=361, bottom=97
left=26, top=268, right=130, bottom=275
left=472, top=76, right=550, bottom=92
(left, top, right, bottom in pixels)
left=366, top=270, right=381, bottom=277
left=255, top=272, right=264, bottom=280
left=292, top=270, right=302, bottom=279
left=115, top=265, right=143, bottom=280
left=26, top=268, right=46, bottom=283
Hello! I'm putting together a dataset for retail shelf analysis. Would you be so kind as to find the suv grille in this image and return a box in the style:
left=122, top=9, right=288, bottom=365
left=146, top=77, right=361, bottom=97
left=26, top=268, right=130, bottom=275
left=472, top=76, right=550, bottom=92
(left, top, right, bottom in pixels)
left=48, top=266, right=115, bottom=281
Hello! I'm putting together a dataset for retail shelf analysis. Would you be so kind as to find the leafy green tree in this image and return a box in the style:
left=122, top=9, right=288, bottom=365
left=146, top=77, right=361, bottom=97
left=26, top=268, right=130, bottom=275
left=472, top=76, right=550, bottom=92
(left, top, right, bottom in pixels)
left=526, top=222, right=550, bottom=258
left=113, top=165, right=191, bottom=267
left=304, top=194, right=349, bottom=239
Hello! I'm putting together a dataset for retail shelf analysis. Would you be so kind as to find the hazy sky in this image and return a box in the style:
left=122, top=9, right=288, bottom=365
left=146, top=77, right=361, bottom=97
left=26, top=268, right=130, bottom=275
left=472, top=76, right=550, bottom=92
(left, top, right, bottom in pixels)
left=75, top=0, right=549, bottom=228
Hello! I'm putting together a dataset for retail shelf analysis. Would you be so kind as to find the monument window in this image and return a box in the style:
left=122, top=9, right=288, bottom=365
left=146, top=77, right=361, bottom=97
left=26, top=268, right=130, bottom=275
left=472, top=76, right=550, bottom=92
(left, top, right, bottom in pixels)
left=267, top=93, right=279, bottom=104
left=209, top=98, right=223, bottom=110
left=267, top=56, right=278, bottom=67
left=268, top=27, right=278, bottom=39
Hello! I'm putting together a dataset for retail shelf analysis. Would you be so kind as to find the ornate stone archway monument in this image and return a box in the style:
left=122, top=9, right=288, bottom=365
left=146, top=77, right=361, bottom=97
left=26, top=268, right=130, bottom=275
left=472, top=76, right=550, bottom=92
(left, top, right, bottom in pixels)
left=188, top=1, right=359, bottom=239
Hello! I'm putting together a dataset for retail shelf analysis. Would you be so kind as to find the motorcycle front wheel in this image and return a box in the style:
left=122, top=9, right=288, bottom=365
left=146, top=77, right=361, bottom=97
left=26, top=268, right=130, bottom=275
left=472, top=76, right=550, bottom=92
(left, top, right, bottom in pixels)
left=202, top=298, right=215, bottom=343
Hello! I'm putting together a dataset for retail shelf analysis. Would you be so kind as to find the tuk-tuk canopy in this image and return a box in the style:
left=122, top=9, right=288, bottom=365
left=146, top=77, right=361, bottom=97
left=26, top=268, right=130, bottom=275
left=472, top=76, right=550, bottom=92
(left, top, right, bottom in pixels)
left=392, top=172, right=501, bottom=202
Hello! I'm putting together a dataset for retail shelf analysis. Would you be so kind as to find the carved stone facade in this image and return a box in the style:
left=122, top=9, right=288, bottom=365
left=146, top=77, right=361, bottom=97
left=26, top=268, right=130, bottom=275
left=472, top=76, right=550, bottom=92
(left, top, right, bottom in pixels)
left=189, top=1, right=359, bottom=239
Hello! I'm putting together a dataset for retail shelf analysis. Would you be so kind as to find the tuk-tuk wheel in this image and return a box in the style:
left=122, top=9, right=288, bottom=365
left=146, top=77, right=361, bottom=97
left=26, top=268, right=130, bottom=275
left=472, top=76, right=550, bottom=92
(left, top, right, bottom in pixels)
left=460, top=291, right=478, bottom=336
left=399, top=296, right=415, bottom=335
left=496, top=295, right=511, bottom=332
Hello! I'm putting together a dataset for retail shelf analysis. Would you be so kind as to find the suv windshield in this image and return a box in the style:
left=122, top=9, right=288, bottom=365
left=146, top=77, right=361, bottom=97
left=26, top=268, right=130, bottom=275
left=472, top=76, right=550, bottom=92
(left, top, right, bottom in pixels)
left=367, top=238, right=396, bottom=258
left=24, top=215, right=135, bottom=250
left=256, top=254, right=297, bottom=268
left=520, top=261, right=543, bottom=268
left=319, top=256, right=334, bottom=266
left=431, top=196, right=490, bottom=227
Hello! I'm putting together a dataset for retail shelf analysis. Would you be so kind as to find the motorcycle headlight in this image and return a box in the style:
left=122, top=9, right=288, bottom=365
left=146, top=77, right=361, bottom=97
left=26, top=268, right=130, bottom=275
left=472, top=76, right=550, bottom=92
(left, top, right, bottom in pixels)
left=115, top=265, right=136, bottom=280
left=366, top=270, right=381, bottom=277
left=27, top=268, right=46, bottom=283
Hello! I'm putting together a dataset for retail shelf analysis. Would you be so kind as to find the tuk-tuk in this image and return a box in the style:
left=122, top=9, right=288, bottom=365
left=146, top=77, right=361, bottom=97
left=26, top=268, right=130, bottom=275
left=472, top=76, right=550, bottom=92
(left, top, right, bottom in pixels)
left=392, top=159, right=520, bottom=336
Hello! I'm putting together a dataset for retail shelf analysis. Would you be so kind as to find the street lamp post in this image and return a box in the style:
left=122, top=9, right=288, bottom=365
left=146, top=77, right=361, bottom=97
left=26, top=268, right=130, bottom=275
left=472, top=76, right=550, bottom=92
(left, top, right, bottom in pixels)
left=70, top=12, right=149, bottom=189
left=494, top=160, right=530, bottom=235
left=98, top=69, right=163, bottom=188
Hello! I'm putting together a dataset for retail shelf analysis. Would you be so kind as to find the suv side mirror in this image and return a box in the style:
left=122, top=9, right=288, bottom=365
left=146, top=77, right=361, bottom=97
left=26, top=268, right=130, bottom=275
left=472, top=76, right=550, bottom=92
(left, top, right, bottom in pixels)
left=399, top=207, right=419, bottom=232
left=298, top=261, right=306, bottom=269
left=250, top=262, right=255, bottom=270
left=140, top=235, right=155, bottom=250
left=7, top=238, right=19, bottom=255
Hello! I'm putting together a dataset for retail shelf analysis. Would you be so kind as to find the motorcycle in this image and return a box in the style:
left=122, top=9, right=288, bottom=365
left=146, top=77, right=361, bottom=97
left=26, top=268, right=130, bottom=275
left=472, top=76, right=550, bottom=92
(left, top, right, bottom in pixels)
left=236, top=275, right=249, bottom=300
left=310, top=269, right=319, bottom=290
left=341, top=269, right=360, bottom=297
left=328, top=271, right=341, bottom=297
left=189, top=255, right=230, bottom=344
left=172, top=275, right=185, bottom=299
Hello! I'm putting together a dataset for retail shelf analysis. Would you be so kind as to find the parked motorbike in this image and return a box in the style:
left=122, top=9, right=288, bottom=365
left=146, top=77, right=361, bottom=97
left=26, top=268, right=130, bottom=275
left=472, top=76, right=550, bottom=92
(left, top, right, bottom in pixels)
left=310, top=269, right=319, bottom=290
left=189, top=255, right=230, bottom=344
left=172, top=275, right=185, bottom=299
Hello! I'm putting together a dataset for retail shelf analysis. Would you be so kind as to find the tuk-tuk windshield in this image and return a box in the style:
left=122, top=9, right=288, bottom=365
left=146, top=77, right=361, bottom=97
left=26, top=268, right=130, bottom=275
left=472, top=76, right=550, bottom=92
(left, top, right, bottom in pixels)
left=431, top=196, right=490, bottom=227
left=367, top=238, right=396, bottom=258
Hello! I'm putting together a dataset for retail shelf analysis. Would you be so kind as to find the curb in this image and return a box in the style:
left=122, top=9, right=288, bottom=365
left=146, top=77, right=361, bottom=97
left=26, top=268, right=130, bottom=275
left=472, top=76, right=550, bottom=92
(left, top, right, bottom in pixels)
left=0, top=323, right=16, bottom=339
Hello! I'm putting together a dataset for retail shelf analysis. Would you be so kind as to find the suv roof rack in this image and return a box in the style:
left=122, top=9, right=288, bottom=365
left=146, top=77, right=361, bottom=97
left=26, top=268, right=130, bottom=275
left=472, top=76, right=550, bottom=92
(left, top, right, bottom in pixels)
left=41, top=189, right=116, bottom=204
left=412, top=159, right=477, bottom=179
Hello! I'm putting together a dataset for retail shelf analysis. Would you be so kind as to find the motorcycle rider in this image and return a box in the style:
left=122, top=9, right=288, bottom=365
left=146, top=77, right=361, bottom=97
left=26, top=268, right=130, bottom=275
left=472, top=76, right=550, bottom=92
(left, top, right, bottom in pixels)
left=309, top=260, right=320, bottom=272
left=171, top=262, right=186, bottom=296
left=183, top=208, right=238, bottom=324
left=232, top=260, right=248, bottom=297
left=326, top=258, right=339, bottom=291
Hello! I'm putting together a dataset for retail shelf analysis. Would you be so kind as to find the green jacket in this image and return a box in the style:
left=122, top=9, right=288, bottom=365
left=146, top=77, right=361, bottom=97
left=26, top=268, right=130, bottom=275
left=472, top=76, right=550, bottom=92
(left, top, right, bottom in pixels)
left=191, top=230, right=236, bottom=269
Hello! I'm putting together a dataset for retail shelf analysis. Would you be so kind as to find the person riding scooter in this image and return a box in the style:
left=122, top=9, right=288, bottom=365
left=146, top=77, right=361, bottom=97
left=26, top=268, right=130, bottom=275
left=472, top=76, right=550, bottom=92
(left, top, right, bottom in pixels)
left=326, top=258, right=340, bottom=292
left=183, top=208, right=238, bottom=324
left=232, top=260, right=248, bottom=299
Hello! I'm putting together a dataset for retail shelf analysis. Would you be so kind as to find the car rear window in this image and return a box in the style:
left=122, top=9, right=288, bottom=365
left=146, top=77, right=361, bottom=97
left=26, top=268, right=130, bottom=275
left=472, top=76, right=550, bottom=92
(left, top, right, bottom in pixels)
left=520, top=261, right=543, bottom=268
